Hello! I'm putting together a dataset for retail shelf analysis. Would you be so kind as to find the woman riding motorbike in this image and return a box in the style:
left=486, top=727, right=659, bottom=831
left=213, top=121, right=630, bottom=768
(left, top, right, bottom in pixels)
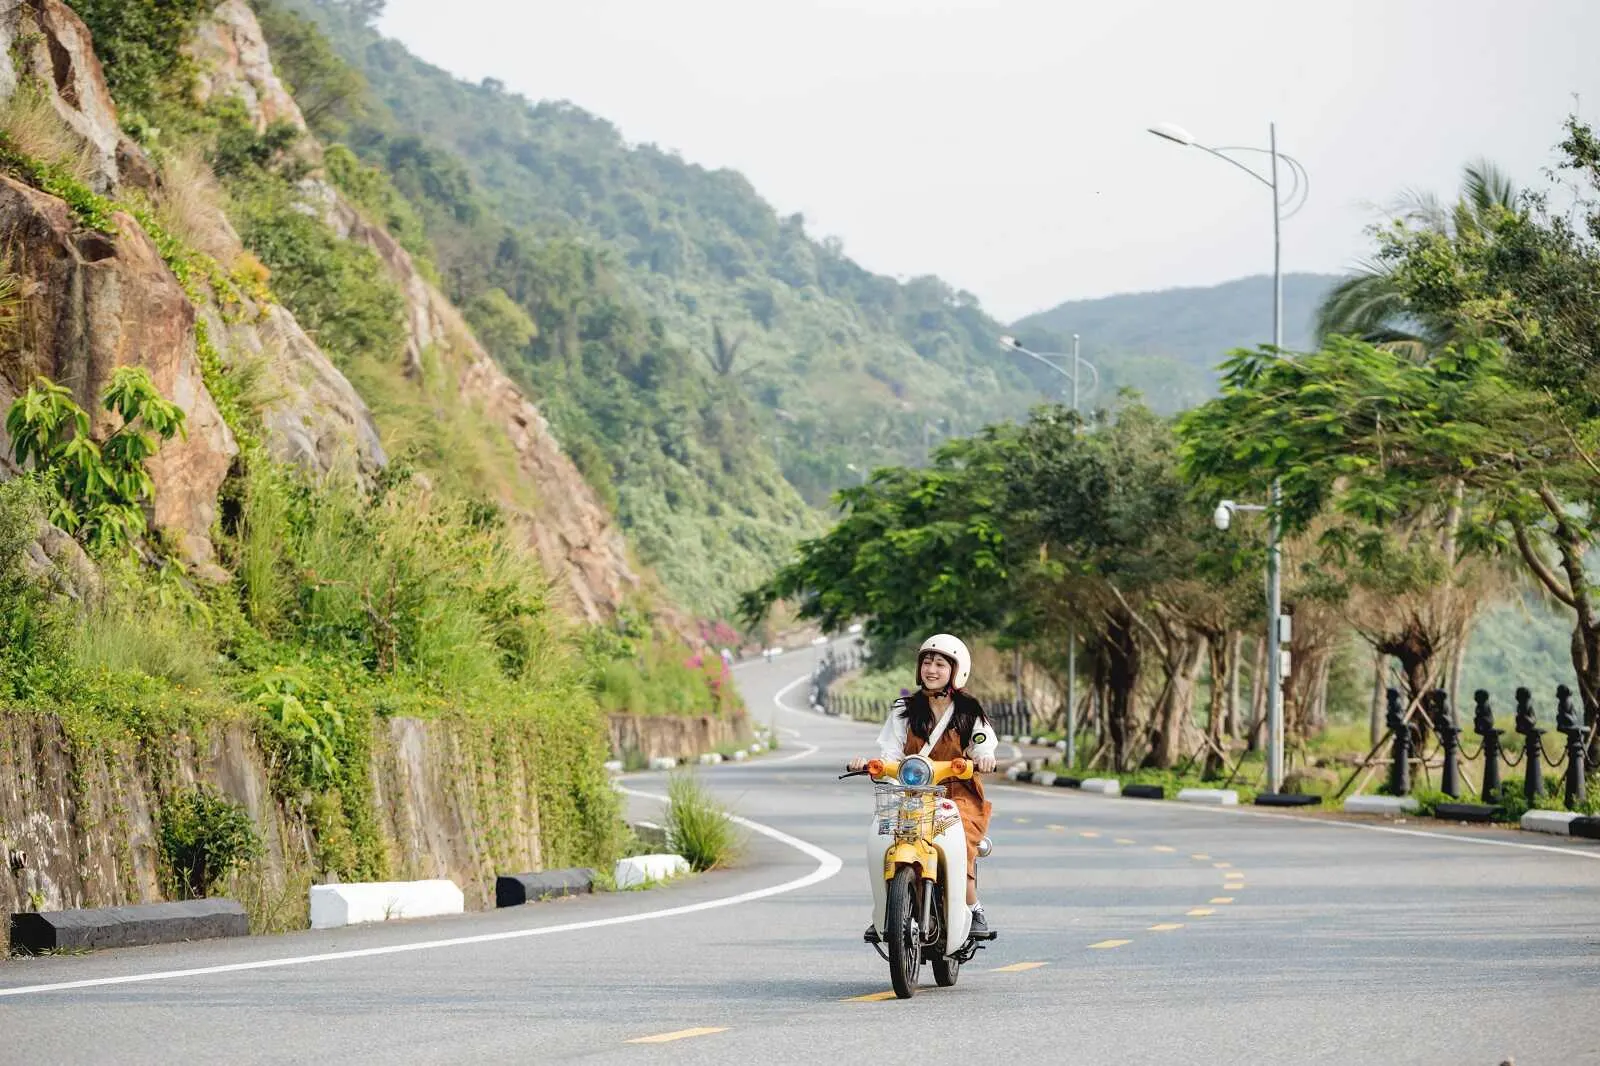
left=849, top=633, right=997, bottom=935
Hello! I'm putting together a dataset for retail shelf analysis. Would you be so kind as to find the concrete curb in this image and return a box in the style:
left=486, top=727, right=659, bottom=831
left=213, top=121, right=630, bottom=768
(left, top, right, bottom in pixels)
left=1571, top=816, right=1600, bottom=840
left=614, top=853, right=690, bottom=889
left=310, top=880, right=465, bottom=929
left=996, top=759, right=1600, bottom=847
left=9, top=899, right=248, bottom=953
left=495, top=867, right=596, bottom=907
left=1343, top=795, right=1419, bottom=815
left=1176, top=788, right=1239, bottom=806
left=1521, top=810, right=1581, bottom=835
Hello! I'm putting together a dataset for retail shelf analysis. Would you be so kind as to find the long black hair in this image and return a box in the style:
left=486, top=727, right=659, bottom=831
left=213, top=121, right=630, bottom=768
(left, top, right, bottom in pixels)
left=897, top=689, right=985, bottom=750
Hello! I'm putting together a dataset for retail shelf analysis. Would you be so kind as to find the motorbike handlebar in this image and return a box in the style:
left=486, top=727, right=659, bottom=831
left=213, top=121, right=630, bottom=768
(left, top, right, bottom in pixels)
left=842, top=757, right=979, bottom=782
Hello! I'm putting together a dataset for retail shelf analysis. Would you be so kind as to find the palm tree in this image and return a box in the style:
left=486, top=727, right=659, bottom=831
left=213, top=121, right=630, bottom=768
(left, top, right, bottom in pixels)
left=1316, top=160, right=1518, bottom=357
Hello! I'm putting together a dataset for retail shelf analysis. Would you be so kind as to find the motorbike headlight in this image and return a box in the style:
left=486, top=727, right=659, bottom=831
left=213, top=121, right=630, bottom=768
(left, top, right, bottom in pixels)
left=899, top=755, right=932, bottom=788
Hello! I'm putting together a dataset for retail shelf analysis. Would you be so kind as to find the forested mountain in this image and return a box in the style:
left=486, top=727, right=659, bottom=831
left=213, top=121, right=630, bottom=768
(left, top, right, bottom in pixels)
left=273, top=0, right=1065, bottom=504
left=1009, top=273, right=1344, bottom=413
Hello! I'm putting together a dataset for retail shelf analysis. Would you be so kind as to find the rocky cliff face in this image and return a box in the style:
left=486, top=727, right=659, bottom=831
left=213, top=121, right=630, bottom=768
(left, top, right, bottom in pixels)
left=190, top=0, right=645, bottom=623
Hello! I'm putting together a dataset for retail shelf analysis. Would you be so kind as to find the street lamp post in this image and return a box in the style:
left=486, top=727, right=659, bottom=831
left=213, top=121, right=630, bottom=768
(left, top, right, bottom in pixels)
left=998, top=335, right=1099, bottom=414
left=1148, top=121, right=1308, bottom=794
left=997, top=334, right=1100, bottom=768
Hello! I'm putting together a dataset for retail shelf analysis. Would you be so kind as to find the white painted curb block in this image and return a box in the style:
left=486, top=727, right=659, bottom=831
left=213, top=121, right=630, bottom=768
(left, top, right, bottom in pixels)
left=1056, top=740, right=1069, bottom=751
left=1521, top=810, right=1581, bottom=835
left=1005, top=765, right=1025, bottom=781
left=1080, top=778, right=1122, bottom=796
left=732, top=749, right=748, bottom=761
left=648, top=756, right=677, bottom=771
left=603, top=759, right=623, bottom=774
left=697, top=752, right=723, bottom=765
left=1176, top=788, right=1239, bottom=806
left=309, top=880, right=464, bottom=929
left=1343, top=795, right=1419, bottom=815
left=1029, top=757, right=1048, bottom=771
left=614, top=853, right=690, bottom=889
left=1000, top=734, right=1016, bottom=744
left=1034, top=771, right=1058, bottom=787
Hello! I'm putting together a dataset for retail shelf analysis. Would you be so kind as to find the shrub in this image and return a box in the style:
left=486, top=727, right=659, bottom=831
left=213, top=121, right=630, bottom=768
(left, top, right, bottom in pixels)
left=665, top=770, right=740, bottom=872
left=158, top=785, right=262, bottom=899
left=66, top=0, right=216, bottom=124
left=5, top=368, right=186, bottom=552
left=232, top=178, right=406, bottom=364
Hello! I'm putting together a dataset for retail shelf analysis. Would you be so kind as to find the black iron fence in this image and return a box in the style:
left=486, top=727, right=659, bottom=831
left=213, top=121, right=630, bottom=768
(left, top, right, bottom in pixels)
left=1359, top=684, right=1597, bottom=811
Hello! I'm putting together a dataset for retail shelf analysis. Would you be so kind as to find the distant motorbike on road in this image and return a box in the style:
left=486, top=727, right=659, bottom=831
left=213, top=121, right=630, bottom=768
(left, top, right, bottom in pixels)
left=841, top=754, right=996, bottom=998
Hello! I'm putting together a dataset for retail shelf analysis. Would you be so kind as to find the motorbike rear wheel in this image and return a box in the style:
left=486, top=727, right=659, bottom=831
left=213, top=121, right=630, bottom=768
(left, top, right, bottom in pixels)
left=885, top=864, right=922, bottom=999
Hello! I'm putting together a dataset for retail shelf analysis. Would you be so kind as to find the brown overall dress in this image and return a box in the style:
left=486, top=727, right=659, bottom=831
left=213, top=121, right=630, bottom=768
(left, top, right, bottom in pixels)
left=904, top=720, right=992, bottom=881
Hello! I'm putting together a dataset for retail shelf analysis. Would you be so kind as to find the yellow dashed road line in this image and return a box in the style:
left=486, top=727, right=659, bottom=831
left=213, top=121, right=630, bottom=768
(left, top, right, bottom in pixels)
left=1047, top=824, right=1067, bottom=832
left=1079, top=831, right=1100, bottom=838
left=1113, top=838, right=1136, bottom=845
left=844, top=991, right=898, bottom=1002
left=1212, top=862, right=1232, bottom=869
left=1190, top=853, right=1210, bottom=860
left=1014, top=817, right=1031, bottom=824
left=1152, top=845, right=1176, bottom=853
left=992, top=961, right=1049, bottom=972
left=1187, top=908, right=1216, bottom=917
left=1089, top=939, right=1132, bottom=949
left=627, top=1028, right=729, bottom=1044
left=1147, top=923, right=1184, bottom=932
left=1210, top=897, right=1235, bottom=904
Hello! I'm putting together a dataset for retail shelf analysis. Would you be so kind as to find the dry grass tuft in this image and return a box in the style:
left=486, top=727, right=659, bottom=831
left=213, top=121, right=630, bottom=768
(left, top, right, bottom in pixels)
left=153, top=150, right=241, bottom=264
left=0, top=81, right=95, bottom=184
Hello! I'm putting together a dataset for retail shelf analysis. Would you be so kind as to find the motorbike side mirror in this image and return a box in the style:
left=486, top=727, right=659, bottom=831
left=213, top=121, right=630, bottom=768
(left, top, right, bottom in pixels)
left=975, top=836, right=993, bottom=858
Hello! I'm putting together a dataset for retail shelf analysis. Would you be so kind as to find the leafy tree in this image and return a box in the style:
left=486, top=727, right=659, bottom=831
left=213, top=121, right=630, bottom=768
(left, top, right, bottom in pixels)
left=66, top=0, right=216, bottom=122
left=1316, top=161, right=1518, bottom=355
left=6, top=368, right=187, bottom=552
left=464, top=286, right=537, bottom=358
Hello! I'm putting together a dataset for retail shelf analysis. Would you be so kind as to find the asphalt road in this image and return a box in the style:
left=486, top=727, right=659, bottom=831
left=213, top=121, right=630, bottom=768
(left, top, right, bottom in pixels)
left=4, top=644, right=1600, bottom=1065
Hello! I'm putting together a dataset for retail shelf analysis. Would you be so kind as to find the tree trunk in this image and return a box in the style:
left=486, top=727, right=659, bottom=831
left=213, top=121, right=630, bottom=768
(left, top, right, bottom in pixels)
left=1225, top=631, right=1242, bottom=739
left=1368, top=649, right=1386, bottom=747
left=1145, top=635, right=1205, bottom=770
left=1247, top=635, right=1267, bottom=752
left=1105, top=609, right=1139, bottom=773
left=1206, top=635, right=1229, bottom=778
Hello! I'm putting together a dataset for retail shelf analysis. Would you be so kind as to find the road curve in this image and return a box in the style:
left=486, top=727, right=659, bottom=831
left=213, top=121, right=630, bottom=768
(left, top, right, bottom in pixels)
left=4, top=645, right=1600, bottom=1065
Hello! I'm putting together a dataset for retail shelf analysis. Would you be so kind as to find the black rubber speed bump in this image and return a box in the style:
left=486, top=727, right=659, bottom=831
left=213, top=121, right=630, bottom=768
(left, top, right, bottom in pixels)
left=1253, top=792, right=1321, bottom=807
left=1013, top=770, right=1034, bottom=783
left=496, top=867, right=596, bottom=907
left=1569, top=817, right=1600, bottom=840
left=1432, top=802, right=1498, bottom=823
left=9, top=899, right=248, bottom=953
left=1053, top=776, right=1082, bottom=789
left=1123, top=784, right=1166, bottom=800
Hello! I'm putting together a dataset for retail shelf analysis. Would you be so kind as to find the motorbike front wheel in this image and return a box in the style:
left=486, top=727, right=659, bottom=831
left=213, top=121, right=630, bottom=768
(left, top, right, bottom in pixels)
left=885, top=864, right=922, bottom=998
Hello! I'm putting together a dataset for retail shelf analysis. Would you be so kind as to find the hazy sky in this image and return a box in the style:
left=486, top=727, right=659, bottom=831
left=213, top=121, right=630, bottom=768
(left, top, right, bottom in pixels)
left=377, top=0, right=1599, bottom=323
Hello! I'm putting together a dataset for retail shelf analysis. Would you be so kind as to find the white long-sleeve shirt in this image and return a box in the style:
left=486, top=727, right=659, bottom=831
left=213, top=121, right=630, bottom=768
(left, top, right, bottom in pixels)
left=875, top=697, right=999, bottom=762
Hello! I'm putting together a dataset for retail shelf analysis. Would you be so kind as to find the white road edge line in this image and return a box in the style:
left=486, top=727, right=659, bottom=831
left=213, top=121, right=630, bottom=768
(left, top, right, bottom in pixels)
left=0, top=792, right=844, bottom=999
left=992, top=782, right=1600, bottom=861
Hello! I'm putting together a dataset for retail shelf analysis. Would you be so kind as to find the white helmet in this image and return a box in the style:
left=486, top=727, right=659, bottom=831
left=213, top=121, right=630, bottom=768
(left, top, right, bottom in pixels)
left=918, top=633, right=971, bottom=690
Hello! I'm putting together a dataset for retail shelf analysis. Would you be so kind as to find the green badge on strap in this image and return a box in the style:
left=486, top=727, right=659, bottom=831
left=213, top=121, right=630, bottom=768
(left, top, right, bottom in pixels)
left=973, top=732, right=987, bottom=744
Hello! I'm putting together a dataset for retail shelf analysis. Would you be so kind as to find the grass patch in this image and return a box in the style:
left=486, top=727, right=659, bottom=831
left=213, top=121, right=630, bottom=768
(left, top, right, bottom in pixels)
left=665, top=770, right=741, bottom=872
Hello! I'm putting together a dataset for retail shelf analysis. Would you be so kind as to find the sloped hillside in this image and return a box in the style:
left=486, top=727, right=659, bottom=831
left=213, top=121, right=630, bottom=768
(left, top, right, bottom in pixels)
left=0, top=0, right=745, bottom=923
left=268, top=1, right=1069, bottom=506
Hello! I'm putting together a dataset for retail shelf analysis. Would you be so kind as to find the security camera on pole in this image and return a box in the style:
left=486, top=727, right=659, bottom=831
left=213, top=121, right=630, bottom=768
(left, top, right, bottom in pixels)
left=1150, top=120, right=1307, bottom=796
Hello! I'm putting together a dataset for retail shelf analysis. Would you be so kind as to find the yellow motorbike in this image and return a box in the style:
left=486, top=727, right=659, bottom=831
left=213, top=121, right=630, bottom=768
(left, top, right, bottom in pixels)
left=843, top=753, right=995, bottom=998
